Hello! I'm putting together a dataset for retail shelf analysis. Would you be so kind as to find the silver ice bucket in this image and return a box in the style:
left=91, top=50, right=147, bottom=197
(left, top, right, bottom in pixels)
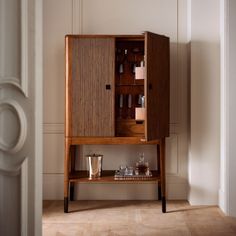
left=86, top=154, right=103, bottom=179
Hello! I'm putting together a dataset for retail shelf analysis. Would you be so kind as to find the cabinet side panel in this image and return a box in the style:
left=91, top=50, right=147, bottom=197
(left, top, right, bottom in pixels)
left=71, top=37, right=115, bottom=136
left=145, top=32, right=170, bottom=140
left=65, top=36, right=72, bottom=137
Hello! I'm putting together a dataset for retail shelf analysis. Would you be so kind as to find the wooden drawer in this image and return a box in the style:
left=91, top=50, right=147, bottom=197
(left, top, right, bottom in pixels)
left=116, top=119, right=144, bottom=137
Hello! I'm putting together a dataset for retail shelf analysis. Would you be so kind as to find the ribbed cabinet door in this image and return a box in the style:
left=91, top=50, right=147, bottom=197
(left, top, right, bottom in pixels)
left=70, top=37, right=115, bottom=137
left=145, top=32, right=170, bottom=140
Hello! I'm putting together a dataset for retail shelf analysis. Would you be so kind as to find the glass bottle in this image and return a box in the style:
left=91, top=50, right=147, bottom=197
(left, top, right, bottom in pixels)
left=136, top=152, right=148, bottom=175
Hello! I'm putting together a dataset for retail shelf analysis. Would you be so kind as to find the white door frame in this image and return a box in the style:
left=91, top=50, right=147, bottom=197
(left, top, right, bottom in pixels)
left=0, top=0, right=43, bottom=235
left=34, top=0, right=43, bottom=234
left=220, top=0, right=236, bottom=217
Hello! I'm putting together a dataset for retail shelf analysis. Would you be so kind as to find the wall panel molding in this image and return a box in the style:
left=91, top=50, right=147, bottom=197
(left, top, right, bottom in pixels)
left=72, top=0, right=83, bottom=34
left=43, top=123, right=64, bottom=134
left=166, top=134, right=178, bottom=175
left=43, top=0, right=73, bottom=124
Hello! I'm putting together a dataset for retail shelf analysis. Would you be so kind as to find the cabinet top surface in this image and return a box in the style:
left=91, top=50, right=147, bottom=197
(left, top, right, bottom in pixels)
left=65, top=32, right=169, bottom=40
left=65, top=34, right=144, bottom=40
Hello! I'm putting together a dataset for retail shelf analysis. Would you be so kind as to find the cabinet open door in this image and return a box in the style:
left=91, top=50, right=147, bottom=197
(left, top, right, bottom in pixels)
left=144, top=32, right=170, bottom=141
left=66, top=36, right=115, bottom=137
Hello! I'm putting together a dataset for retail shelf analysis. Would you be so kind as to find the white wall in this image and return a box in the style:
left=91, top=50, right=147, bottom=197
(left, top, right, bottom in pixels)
left=43, top=0, right=189, bottom=200
left=220, top=0, right=236, bottom=217
left=189, top=0, right=220, bottom=205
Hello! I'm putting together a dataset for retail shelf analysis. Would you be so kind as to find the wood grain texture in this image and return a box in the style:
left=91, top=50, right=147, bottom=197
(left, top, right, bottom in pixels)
left=116, top=119, right=144, bottom=137
left=65, top=36, right=72, bottom=137
left=71, top=137, right=160, bottom=145
left=66, top=35, right=144, bottom=40
left=145, top=32, right=170, bottom=140
left=64, top=138, right=71, bottom=197
left=69, top=36, right=115, bottom=136
left=64, top=34, right=168, bottom=211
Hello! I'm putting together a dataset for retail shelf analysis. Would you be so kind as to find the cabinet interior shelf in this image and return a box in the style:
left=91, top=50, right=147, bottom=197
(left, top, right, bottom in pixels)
left=69, top=170, right=160, bottom=183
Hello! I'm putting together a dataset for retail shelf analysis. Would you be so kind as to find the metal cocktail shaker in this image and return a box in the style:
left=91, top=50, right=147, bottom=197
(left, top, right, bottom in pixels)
left=86, top=154, right=103, bottom=179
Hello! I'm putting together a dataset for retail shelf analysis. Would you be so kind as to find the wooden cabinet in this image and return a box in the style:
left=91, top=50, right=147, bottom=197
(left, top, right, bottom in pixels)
left=64, top=32, right=170, bottom=213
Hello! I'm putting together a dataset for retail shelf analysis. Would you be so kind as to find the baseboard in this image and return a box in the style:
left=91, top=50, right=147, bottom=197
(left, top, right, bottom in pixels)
left=188, top=189, right=219, bottom=206
left=219, top=188, right=227, bottom=213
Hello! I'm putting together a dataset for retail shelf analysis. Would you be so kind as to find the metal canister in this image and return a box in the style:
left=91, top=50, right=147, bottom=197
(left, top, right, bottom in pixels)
left=86, top=154, right=103, bottom=179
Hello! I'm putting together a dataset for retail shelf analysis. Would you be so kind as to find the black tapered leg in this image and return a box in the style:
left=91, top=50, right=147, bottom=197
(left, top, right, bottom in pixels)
left=162, top=196, right=166, bottom=213
left=64, top=139, right=70, bottom=213
left=69, top=146, right=76, bottom=202
left=64, top=197, right=68, bottom=213
left=160, top=138, right=166, bottom=213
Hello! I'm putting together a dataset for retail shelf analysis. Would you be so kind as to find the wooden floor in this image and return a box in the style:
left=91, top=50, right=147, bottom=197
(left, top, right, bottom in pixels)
left=43, top=200, right=236, bottom=236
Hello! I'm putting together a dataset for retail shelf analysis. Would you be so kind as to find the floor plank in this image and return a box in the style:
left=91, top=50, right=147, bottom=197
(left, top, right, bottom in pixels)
left=43, top=200, right=236, bottom=236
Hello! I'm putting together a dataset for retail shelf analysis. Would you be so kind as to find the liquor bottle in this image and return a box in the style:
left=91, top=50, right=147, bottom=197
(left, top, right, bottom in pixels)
left=119, top=94, right=123, bottom=118
left=127, top=94, right=132, bottom=119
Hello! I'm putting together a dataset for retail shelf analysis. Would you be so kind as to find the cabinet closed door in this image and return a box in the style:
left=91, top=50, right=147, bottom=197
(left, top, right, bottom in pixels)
left=66, top=36, right=115, bottom=137
left=145, top=32, right=170, bottom=141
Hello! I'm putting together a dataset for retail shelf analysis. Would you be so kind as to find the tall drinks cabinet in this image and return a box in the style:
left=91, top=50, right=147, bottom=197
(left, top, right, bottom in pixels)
left=64, top=32, right=170, bottom=213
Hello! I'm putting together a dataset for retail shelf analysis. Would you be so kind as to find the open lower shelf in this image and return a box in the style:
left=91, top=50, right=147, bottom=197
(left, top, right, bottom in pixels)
left=69, top=170, right=160, bottom=183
